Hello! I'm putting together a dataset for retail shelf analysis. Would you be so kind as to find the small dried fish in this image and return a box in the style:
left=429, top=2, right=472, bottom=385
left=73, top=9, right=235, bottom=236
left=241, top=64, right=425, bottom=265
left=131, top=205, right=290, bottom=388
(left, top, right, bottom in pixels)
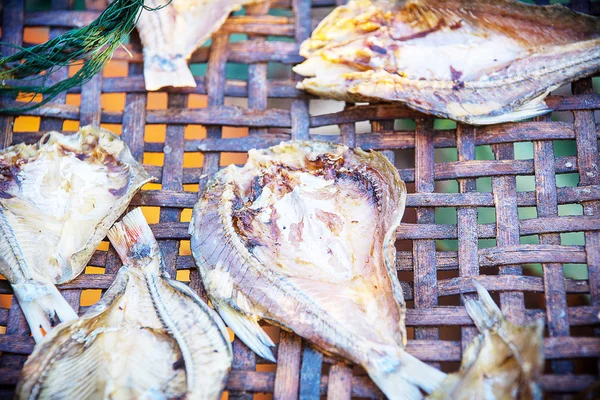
left=294, top=0, right=600, bottom=124
left=428, top=281, right=544, bottom=400
left=137, top=0, right=263, bottom=90
left=17, top=208, right=232, bottom=400
left=0, top=126, right=152, bottom=342
left=190, top=141, right=447, bottom=399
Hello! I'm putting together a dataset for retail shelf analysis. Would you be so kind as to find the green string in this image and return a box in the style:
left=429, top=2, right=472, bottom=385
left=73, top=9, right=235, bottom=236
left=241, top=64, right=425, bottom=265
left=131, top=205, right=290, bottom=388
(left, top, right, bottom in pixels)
left=0, top=0, right=171, bottom=113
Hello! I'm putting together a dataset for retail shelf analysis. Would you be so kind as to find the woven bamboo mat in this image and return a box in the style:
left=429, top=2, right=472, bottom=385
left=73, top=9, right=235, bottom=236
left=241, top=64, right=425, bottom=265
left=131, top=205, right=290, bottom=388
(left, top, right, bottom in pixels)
left=1, top=0, right=600, bottom=398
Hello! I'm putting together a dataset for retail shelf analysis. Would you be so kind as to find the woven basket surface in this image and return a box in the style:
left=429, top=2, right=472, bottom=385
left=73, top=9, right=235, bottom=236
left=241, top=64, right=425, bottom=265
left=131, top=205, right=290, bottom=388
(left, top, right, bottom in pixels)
left=1, top=0, right=600, bottom=398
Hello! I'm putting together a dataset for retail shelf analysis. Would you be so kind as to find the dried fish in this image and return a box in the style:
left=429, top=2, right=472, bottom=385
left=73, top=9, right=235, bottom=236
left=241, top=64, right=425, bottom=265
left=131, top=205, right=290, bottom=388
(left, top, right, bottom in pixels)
left=190, top=141, right=447, bottom=399
left=428, top=281, right=544, bottom=400
left=294, top=0, right=600, bottom=124
left=0, top=126, right=152, bottom=342
left=17, top=208, right=232, bottom=400
left=137, top=0, right=263, bottom=90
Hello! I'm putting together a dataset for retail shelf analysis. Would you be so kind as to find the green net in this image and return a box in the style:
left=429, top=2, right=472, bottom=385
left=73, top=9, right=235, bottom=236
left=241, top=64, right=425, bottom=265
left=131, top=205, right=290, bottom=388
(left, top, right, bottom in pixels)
left=0, top=0, right=171, bottom=113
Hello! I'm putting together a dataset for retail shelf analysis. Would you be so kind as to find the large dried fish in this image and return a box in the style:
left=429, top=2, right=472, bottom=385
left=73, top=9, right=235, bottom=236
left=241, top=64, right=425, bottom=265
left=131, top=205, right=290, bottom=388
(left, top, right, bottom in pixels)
left=0, top=126, right=151, bottom=342
left=17, top=208, right=232, bottom=400
left=294, top=0, right=600, bottom=124
left=428, top=281, right=544, bottom=400
left=137, top=0, right=263, bottom=90
left=190, top=141, right=447, bottom=399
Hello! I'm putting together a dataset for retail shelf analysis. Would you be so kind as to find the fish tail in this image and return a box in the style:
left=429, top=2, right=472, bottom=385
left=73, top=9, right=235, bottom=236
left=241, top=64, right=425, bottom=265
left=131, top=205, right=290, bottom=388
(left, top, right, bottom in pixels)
left=462, top=280, right=504, bottom=332
left=365, top=348, right=447, bottom=400
left=143, top=53, right=196, bottom=91
left=11, top=280, right=77, bottom=343
left=107, top=208, right=158, bottom=264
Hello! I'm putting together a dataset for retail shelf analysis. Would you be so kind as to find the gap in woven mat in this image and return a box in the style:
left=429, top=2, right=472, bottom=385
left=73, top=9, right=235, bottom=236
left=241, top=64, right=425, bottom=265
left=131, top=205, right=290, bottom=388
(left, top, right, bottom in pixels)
left=551, top=111, right=574, bottom=124
left=145, top=124, right=166, bottom=144
left=137, top=206, right=160, bottom=224
left=395, top=149, right=415, bottom=174
left=518, top=206, right=538, bottom=220
left=100, top=124, right=122, bottom=135
left=520, top=235, right=540, bottom=245
left=184, top=124, right=207, bottom=141
left=523, top=288, right=545, bottom=310
left=434, top=180, right=459, bottom=194
left=478, top=238, right=497, bottom=249
left=514, top=142, right=533, bottom=160
left=478, top=207, right=496, bottom=224
left=479, top=266, right=499, bottom=276
left=180, top=209, right=193, bottom=223
left=13, top=116, right=40, bottom=133
left=85, top=266, right=105, bottom=275
left=62, top=120, right=79, bottom=132
left=267, top=62, right=293, bottom=82
left=516, top=176, right=535, bottom=193
left=146, top=93, right=168, bottom=110
left=440, top=361, right=460, bottom=374
left=435, top=148, right=458, bottom=164
left=176, top=270, right=191, bottom=282
left=0, top=292, right=10, bottom=325
left=101, top=93, right=126, bottom=113
left=476, top=177, right=493, bottom=193
left=561, top=232, right=585, bottom=247
left=23, top=26, right=48, bottom=44
left=475, top=145, right=494, bottom=161
left=144, top=150, right=165, bottom=167
left=80, top=290, right=102, bottom=307
left=556, top=173, right=580, bottom=188
left=553, top=139, right=578, bottom=157
left=563, top=263, right=588, bottom=282
left=435, top=209, right=457, bottom=226
left=558, top=203, right=583, bottom=216
left=394, top=118, right=417, bottom=131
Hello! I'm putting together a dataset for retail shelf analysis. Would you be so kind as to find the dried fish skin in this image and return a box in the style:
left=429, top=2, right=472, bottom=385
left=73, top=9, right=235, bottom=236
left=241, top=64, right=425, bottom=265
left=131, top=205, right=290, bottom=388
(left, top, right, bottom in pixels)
left=191, top=141, right=447, bottom=399
left=428, top=282, right=544, bottom=400
left=137, top=0, right=263, bottom=91
left=16, top=208, right=233, bottom=400
left=294, top=0, right=600, bottom=125
left=0, top=125, right=152, bottom=342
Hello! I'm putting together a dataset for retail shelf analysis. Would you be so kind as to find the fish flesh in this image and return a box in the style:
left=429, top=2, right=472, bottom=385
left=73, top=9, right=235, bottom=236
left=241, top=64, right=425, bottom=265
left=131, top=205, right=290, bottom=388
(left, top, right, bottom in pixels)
left=16, top=208, right=233, bottom=400
left=0, top=126, right=152, bottom=342
left=294, top=0, right=600, bottom=125
left=137, top=0, right=264, bottom=91
left=428, top=281, right=544, bottom=400
left=190, top=141, right=447, bottom=399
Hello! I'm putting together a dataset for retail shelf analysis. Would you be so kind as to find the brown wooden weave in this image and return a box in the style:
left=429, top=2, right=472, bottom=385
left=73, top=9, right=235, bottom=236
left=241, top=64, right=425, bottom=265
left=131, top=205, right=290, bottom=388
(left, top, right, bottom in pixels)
left=1, top=0, right=600, bottom=398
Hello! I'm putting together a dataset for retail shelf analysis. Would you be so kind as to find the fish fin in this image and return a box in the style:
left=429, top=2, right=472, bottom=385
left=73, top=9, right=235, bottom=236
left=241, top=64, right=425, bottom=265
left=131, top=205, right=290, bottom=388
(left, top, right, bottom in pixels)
left=365, top=347, right=447, bottom=399
left=463, top=280, right=504, bottom=332
left=165, top=278, right=233, bottom=355
left=468, top=95, right=551, bottom=125
left=107, top=208, right=158, bottom=264
left=11, top=281, right=77, bottom=343
left=213, top=300, right=276, bottom=362
left=143, top=54, right=196, bottom=91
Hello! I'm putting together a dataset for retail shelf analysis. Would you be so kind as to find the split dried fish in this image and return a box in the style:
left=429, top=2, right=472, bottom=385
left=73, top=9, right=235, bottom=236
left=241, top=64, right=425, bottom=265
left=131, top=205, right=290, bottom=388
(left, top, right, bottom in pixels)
left=17, top=208, right=232, bottom=400
left=138, top=0, right=263, bottom=90
left=294, top=0, right=600, bottom=125
left=428, top=281, right=544, bottom=400
left=0, top=126, right=151, bottom=342
left=190, top=141, right=447, bottom=399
